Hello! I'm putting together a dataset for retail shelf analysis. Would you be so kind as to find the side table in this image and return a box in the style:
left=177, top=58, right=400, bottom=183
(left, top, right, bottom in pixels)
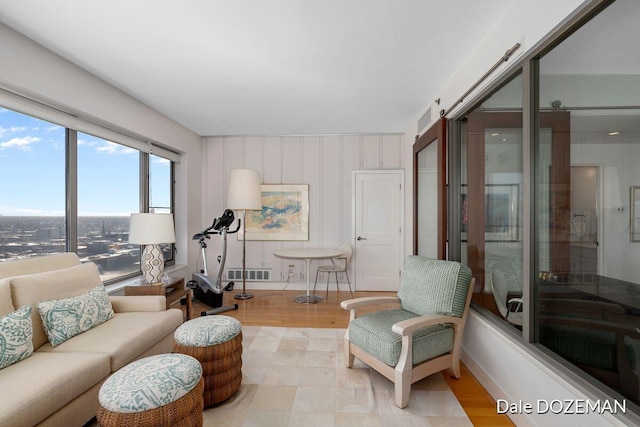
left=125, top=277, right=191, bottom=321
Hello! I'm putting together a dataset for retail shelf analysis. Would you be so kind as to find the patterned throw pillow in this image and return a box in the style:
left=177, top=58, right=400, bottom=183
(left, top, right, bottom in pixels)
left=0, top=305, right=34, bottom=370
left=37, top=284, right=114, bottom=347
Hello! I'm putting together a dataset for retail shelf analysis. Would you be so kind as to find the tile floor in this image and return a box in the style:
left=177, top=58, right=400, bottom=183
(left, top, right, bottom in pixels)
left=203, top=326, right=472, bottom=427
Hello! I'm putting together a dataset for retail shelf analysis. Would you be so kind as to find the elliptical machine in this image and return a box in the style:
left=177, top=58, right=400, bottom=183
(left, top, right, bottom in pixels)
left=188, top=209, right=240, bottom=316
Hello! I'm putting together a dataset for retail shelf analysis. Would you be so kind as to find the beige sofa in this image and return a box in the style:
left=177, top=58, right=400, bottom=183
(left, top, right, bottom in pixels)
left=0, top=253, right=184, bottom=427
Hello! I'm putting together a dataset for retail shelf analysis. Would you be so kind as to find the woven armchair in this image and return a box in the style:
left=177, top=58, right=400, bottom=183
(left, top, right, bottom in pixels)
left=341, top=256, right=474, bottom=408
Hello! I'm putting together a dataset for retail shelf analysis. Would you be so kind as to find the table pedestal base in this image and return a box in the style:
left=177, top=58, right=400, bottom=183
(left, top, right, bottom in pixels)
left=293, top=294, right=323, bottom=304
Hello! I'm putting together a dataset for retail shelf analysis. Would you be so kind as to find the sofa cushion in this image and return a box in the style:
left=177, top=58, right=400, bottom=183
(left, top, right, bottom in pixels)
left=0, top=279, right=15, bottom=317
left=0, top=305, right=34, bottom=370
left=0, top=351, right=110, bottom=427
left=37, top=284, right=115, bottom=346
left=0, top=253, right=81, bottom=280
left=38, top=309, right=183, bottom=371
left=10, top=262, right=102, bottom=350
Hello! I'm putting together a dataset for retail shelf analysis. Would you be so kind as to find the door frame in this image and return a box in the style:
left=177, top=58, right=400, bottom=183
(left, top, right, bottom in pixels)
left=413, top=117, right=447, bottom=258
left=570, top=163, right=603, bottom=275
left=351, top=169, right=405, bottom=290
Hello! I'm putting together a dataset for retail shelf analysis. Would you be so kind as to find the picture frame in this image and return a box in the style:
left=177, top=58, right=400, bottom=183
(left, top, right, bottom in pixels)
left=239, top=184, right=309, bottom=241
left=485, top=184, right=520, bottom=242
left=460, top=183, right=520, bottom=242
left=630, top=186, right=640, bottom=242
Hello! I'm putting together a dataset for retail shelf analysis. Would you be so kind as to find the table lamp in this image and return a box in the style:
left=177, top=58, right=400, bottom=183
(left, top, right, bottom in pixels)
left=227, top=169, right=262, bottom=300
left=129, top=213, right=176, bottom=284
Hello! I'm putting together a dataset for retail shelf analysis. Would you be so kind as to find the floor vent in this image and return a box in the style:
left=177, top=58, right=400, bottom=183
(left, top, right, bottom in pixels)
left=226, top=268, right=271, bottom=281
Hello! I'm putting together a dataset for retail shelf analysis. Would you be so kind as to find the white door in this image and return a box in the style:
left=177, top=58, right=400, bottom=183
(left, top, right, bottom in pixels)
left=352, top=170, right=404, bottom=291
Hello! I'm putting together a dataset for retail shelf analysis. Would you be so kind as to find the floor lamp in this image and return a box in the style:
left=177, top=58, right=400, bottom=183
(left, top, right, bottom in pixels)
left=227, top=169, right=262, bottom=300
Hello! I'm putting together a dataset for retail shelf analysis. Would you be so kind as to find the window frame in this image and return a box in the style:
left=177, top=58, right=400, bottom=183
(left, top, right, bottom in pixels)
left=444, top=0, right=638, bottom=416
left=0, top=102, right=176, bottom=284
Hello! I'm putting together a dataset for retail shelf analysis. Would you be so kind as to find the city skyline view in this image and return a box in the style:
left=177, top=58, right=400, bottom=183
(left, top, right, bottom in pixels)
left=0, top=106, right=173, bottom=277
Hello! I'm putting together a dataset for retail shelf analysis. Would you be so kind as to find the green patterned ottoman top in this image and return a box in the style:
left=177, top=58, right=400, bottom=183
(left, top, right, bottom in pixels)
left=98, top=353, right=202, bottom=413
left=174, top=315, right=241, bottom=347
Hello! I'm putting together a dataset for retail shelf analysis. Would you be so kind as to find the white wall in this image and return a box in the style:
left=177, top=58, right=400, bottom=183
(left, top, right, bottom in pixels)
left=0, top=23, right=203, bottom=278
left=202, top=134, right=408, bottom=290
left=572, top=140, right=640, bottom=282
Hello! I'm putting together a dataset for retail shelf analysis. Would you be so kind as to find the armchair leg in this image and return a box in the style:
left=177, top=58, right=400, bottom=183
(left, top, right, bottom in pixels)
left=394, top=367, right=411, bottom=408
left=344, top=334, right=354, bottom=368
left=395, top=335, right=412, bottom=408
left=450, top=360, right=461, bottom=379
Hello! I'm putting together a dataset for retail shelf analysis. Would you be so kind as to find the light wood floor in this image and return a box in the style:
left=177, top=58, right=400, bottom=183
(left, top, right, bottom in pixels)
left=183, top=288, right=514, bottom=426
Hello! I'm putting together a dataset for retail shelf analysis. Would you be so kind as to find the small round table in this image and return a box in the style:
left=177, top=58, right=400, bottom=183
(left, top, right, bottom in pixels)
left=274, top=248, right=342, bottom=304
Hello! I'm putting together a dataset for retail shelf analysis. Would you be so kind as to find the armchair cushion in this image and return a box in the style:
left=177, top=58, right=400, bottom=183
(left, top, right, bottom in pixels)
left=349, top=308, right=453, bottom=367
left=397, top=256, right=471, bottom=317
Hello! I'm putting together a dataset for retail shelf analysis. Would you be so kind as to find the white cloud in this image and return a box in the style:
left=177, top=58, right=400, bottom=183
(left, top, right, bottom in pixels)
left=77, top=138, right=98, bottom=146
left=0, top=126, right=28, bottom=137
left=45, top=125, right=62, bottom=133
left=0, top=136, right=40, bottom=151
left=96, top=141, right=136, bottom=155
left=152, top=157, right=170, bottom=164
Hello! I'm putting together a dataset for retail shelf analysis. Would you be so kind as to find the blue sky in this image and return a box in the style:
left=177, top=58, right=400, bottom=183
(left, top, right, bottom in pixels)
left=0, top=107, right=170, bottom=216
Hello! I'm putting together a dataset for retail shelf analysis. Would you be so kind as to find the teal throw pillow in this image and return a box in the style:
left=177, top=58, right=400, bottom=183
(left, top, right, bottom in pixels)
left=37, top=284, right=114, bottom=347
left=0, top=305, right=34, bottom=370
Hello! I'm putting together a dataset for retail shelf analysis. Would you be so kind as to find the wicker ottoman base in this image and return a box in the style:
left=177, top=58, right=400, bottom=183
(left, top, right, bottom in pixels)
left=173, top=316, right=243, bottom=407
left=97, top=378, right=204, bottom=427
left=174, top=332, right=243, bottom=406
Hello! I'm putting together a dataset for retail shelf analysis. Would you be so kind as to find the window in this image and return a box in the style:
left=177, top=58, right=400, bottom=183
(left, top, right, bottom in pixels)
left=0, top=109, right=66, bottom=259
left=77, top=132, right=141, bottom=280
left=149, top=153, right=174, bottom=263
left=0, top=107, right=175, bottom=283
left=535, top=0, right=640, bottom=403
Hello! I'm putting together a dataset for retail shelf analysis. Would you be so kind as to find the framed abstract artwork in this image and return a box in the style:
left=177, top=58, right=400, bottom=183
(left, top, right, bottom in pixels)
left=239, top=184, right=309, bottom=241
left=460, top=183, right=519, bottom=242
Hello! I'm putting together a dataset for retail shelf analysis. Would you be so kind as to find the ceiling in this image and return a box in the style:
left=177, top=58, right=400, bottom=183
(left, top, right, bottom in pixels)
left=0, top=1, right=516, bottom=136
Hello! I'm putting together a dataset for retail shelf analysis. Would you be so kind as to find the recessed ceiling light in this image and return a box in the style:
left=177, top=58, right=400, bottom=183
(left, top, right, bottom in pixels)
left=608, top=131, right=620, bottom=136
left=490, top=132, right=500, bottom=137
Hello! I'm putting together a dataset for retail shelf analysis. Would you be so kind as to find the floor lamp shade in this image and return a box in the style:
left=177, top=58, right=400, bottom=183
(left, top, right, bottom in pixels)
left=227, top=169, right=262, bottom=300
left=129, top=213, right=176, bottom=284
left=227, top=169, right=262, bottom=210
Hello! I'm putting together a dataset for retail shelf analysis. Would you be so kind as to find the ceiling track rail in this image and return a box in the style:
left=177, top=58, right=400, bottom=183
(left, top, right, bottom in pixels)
left=440, top=42, right=521, bottom=118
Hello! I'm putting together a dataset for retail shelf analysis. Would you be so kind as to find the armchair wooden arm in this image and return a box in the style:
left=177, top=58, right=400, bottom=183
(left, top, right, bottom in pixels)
left=340, top=296, right=400, bottom=321
left=392, top=314, right=460, bottom=336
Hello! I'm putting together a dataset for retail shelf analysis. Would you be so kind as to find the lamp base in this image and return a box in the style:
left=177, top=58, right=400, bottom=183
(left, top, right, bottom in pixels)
left=142, top=244, right=164, bottom=284
left=234, top=292, right=254, bottom=300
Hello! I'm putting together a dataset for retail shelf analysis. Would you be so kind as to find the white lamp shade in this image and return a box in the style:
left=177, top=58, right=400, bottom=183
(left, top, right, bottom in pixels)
left=128, top=213, right=176, bottom=244
left=227, top=169, right=262, bottom=210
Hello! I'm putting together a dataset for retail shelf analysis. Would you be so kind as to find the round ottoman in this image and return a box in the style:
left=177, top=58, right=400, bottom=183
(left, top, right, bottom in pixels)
left=173, top=315, right=242, bottom=407
left=96, top=353, right=203, bottom=427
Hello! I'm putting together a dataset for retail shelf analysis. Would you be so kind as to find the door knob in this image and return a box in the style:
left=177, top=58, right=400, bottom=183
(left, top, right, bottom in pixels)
left=357, top=236, right=367, bottom=241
